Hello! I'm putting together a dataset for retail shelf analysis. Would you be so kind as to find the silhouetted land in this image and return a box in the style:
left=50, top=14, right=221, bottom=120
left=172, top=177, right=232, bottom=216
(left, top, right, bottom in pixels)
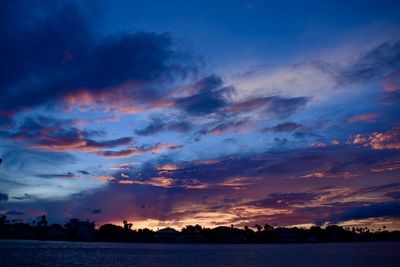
left=1, top=215, right=399, bottom=243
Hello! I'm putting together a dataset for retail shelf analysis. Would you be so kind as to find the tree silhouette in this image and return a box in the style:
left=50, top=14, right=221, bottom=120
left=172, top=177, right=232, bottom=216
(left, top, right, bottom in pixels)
left=1, top=213, right=400, bottom=243
left=36, top=215, right=48, bottom=240
left=123, top=220, right=133, bottom=231
left=0, top=215, right=6, bottom=226
left=264, top=224, right=274, bottom=231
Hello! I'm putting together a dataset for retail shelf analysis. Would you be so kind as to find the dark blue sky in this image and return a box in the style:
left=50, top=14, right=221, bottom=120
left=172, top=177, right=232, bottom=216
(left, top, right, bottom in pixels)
left=0, top=0, right=399, bottom=230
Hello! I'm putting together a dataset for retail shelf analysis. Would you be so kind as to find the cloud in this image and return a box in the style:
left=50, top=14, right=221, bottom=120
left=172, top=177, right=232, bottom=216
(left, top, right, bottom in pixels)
left=347, top=113, right=380, bottom=123
left=173, top=75, right=233, bottom=115
left=380, top=90, right=400, bottom=105
left=200, top=119, right=252, bottom=136
left=97, top=143, right=182, bottom=158
left=269, top=122, right=305, bottom=132
left=227, top=96, right=308, bottom=118
left=351, top=127, right=400, bottom=150
left=383, top=70, right=400, bottom=93
left=338, top=40, right=400, bottom=85
left=6, top=143, right=399, bottom=227
left=109, top=144, right=395, bottom=192
left=5, top=210, right=25, bottom=216
left=263, top=96, right=309, bottom=118
left=135, top=119, right=191, bottom=136
left=312, top=40, right=400, bottom=86
left=36, top=172, right=79, bottom=179
left=300, top=170, right=360, bottom=179
left=12, top=193, right=37, bottom=201
left=91, top=208, right=102, bottom=214
left=361, top=183, right=400, bottom=194
left=6, top=116, right=133, bottom=152
left=386, top=191, right=400, bottom=200
left=332, top=201, right=400, bottom=223
left=248, top=192, right=320, bottom=208
left=0, top=1, right=194, bottom=117
left=119, top=177, right=174, bottom=188
left=0, top=193, right=8, bottom=202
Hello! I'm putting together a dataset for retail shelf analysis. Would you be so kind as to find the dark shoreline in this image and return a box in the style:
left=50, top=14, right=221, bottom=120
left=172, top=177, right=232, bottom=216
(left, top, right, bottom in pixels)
left=2, top=216, right=400, bottom=244
left=2, top=238, right=400, bottom=245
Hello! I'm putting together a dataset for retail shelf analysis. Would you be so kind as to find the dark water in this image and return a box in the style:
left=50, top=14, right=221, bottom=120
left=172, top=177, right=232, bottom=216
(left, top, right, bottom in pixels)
left=0, top=240, right=399, bottom=267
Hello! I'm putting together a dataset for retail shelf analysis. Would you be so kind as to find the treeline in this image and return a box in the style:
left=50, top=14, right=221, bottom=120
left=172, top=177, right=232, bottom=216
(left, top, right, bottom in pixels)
left=1, top=215, right=400, bottom=243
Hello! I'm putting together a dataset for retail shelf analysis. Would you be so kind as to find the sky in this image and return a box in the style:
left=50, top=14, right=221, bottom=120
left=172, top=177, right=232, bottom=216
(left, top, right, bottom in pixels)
left=0, top=0, right=400, bottom=230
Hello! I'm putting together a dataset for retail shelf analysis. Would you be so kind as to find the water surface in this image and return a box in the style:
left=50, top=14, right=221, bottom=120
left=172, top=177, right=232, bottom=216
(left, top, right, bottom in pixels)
left=0, top=240, right=399, bottom=267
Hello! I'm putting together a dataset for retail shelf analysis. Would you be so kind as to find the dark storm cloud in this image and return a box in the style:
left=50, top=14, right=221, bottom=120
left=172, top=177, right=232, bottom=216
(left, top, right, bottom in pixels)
left=6, top=116, right=133, bottom=152
left=385, top=191, right=400, bottom=200
left=248, top=192, right=320, bottom=208
left=360, top=183, right=400, bottom=194
left=173, top=75, right=233, bottom=115
left=331, top=201, right=400, bottom=223
left=0, top=193, right=8, bottom=202
left=0, top=1, right=194, bottom=117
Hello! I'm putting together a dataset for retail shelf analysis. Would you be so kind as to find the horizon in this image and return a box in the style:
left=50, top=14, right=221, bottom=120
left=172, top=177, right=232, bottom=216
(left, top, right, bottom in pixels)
left=0, top=0, right=400, bottom=232
left=1, top=214, right=397, bottom=233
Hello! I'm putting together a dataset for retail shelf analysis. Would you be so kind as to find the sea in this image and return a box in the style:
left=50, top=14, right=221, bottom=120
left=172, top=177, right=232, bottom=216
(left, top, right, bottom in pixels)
left=0, top=240, right=399, bottom=267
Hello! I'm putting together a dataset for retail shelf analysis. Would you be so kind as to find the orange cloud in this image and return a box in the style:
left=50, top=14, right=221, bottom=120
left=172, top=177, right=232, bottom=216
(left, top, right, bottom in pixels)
left=301, top=171, right=360, bottom=179
left=309, top=142, right=327, bottom=148
left=218, top=176, right=258, bottom=187
left=94, top=176, right=115, bottom=182
left=118, top=177, right=174, bottom=188
left=31, top=136, right=133, bottom=152
left=351, top=127, right=400, bottom=150
left=370, top=160, right=400, bottom=173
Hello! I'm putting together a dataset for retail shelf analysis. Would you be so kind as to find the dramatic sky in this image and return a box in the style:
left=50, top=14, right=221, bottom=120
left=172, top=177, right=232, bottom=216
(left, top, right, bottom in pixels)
left=1, top=0, right=400, bottom=230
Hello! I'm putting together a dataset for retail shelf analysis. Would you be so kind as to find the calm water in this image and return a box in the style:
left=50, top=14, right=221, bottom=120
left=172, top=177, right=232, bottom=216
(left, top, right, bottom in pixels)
left=0, top=240, right=399, bottom=267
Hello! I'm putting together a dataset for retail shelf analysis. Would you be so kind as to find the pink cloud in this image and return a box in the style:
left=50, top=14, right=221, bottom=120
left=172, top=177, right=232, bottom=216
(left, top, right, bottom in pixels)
left=226, top=98, right=270, bottom=113
left=350, top=127, right=400, bottom=150
left=383, top=70, right=400, bottom=93
left=348, top=113, right=380, bottom=123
